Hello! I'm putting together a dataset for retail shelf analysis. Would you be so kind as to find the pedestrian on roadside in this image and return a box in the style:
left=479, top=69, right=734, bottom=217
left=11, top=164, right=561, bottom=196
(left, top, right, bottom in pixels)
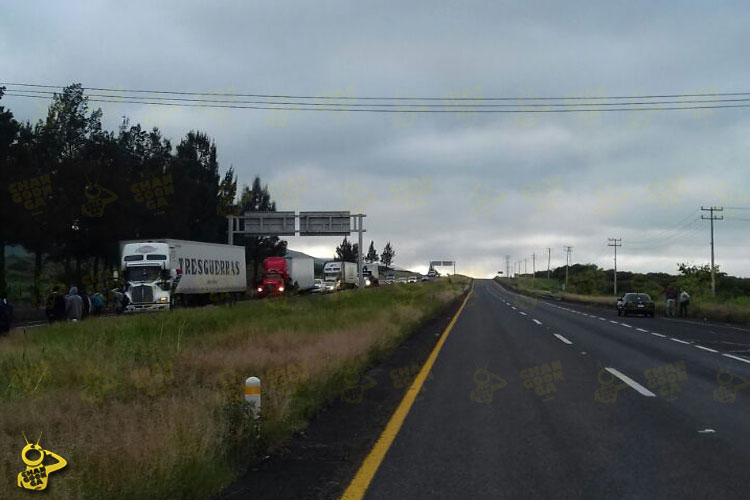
left=91, top=292, right=105, bottom=315
left=79, top=286, right=91, bottom=320
left=65, top=286, right=83, bottom=322
left=0, top=297, right=13, bottom=334
left=679, top=290, right=691, bottom=317
left=666, top=285, right=678, bottom=317
left=45, top=286, right=63, bottom=323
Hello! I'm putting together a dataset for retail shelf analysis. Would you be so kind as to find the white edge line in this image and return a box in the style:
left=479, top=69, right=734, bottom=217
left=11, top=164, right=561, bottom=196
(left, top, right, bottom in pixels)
left=598, top=317, right=606, bottom=321
left=695, top=345, right=718, bottom=353
left=519, top=311, right=527, bottom=316
left=605, top=367, right=656, bottom=397
left=621, top=323, right=633, bottom=328
left=532, top=319, right=542, bottom=325
left=722, top=353, right=750, bottom=364
left=609, top=320, right=619, bottom=324
left=670, top=338, right=691, bottom=345
left=553, top=333, right=572, bottom=345
left=511, top=306, right=517, bottom=310
left=636, top=328, right=648, bottom=333
left=650, top=332, right=667, bottom=338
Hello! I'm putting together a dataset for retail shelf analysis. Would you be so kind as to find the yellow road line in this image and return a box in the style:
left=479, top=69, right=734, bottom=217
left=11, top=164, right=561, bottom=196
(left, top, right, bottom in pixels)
left=340, top=281, right=474, bottom=500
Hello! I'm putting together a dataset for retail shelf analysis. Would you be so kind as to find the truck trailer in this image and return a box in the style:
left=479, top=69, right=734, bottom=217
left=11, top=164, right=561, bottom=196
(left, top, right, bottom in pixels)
left=118, top=239, right=246, bottom=312
left=323, top=261, right=358, bottom=290
left=257, top=255, right=315, bottom=297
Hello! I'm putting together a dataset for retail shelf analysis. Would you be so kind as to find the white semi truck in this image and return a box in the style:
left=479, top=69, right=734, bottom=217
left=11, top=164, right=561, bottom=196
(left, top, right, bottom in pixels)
left=323, top=261, right=358, bottom=290
left=118, top=239, right=246, bottom=312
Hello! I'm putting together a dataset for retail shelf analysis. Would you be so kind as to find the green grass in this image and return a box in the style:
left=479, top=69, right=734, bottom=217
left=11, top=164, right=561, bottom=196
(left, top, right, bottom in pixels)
left=0, top=277, right=469, bottom=500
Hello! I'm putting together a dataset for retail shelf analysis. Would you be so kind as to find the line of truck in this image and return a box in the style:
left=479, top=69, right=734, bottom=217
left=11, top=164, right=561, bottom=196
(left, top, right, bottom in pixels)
left=116, top=239, right=388, bottom=312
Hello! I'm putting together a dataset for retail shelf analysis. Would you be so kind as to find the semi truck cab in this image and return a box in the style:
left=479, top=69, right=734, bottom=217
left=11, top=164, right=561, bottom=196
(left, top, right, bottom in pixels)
left=119, top=242, right=175, bottom=312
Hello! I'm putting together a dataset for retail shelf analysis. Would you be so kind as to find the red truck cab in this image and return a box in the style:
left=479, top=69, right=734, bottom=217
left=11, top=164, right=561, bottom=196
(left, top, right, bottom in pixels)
left=257, top=257, right=289, bottom=297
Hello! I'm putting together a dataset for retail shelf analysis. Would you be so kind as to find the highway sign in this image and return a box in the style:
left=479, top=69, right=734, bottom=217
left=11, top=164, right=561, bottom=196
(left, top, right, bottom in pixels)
left=238, top=211, right=296, bottom=236
left=299, top=211, right=352, bottom=236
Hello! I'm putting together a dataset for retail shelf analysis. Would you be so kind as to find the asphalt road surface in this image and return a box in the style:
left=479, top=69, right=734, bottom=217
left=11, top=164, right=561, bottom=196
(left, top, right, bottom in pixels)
left=358, top=279, right=750, bottom=500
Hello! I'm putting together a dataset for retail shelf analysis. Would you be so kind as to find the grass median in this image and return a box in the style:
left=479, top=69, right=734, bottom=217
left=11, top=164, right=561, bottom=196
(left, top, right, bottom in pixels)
left=0, top=277, right=469, bottom=500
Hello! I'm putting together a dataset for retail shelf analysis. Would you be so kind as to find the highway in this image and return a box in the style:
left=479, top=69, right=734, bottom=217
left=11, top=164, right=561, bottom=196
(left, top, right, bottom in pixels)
left=353, top=279, right=750, bottom=499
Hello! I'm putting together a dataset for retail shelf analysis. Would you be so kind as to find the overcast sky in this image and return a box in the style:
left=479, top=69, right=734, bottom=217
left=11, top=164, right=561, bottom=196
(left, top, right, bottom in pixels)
left=2, top=0, right=750, bottom=277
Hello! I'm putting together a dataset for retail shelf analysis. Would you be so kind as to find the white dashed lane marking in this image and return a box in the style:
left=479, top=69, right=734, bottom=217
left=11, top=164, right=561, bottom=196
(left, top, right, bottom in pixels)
left=605, top=368, right=656, bottom=397
left=554, top=333, right=573, bottom=345
left=695, top=345, right=718, bottom=353
left=532, top=319, right=542, bottom=325
left=723, top=353, right=750, bottom=364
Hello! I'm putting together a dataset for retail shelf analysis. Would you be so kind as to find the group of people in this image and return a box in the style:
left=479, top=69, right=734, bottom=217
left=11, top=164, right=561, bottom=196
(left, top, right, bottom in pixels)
left=45, top=286, right=107, bottom=323
left=665, top=286, right=690, bottom=317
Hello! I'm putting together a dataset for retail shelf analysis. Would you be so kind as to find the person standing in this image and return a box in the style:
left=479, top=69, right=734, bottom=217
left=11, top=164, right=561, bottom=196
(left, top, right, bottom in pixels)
left=65, top=286, right=83, bottom=322
left=666, top=286, right=678, bottom=317
left=679, top=290, right=691, bottom=317
left=0, top=297, right=13, bottom=334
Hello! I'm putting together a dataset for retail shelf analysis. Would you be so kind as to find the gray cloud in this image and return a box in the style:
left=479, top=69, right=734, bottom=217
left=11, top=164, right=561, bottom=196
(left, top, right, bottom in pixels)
left=2, top=0, right=749, bottom=277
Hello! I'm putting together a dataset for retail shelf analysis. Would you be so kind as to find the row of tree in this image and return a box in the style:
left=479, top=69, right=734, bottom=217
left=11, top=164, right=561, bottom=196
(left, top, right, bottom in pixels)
left=0, top=84, right=288, bottom=300
left=333, top=238, right=396, bottom=269
left=520, top=262, right=749, bottom=300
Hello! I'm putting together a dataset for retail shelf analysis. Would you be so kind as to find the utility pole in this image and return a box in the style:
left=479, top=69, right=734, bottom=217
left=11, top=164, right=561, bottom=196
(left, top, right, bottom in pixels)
left=563, top=246, right=573, bottom=291
left=524, top=258, right=527, bottom=276
left=701, top=206, right=723, bottom=296
left=532, top=252, right=536, bottom=278
left=547, top=248, right=551, bottom=280
left=608, top=238, right=622, bottom=296
left=505, top=255, right=510, bottom=278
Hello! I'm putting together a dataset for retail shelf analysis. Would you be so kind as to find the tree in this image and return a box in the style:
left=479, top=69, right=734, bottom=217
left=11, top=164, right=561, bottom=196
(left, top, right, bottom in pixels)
left=236, top=177, right=287, bottom=284
left=381, top=242, right=395, bottom=269
left=0, top=86, right=20, bottom=296
left=365, top=241, right=379, bottom=264
left=335, top=236, right=358, bottom=262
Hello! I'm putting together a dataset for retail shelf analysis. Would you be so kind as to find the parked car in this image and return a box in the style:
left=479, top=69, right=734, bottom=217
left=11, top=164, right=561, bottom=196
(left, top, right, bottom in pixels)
left=617, top=293, right=655, bottom=317
left=384, top=276, right=395, bottom=285
left=397, top=277, right=408, bottom=284
left=321, top=280, right=337, bottom=293
left=407, top=276, right=418, bottom=283
left=313, top=279, right=325, bottom=293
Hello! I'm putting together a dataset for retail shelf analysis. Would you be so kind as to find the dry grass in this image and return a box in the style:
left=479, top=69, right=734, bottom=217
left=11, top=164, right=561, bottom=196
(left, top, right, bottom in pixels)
left=0, top=278, right=467, bottom=500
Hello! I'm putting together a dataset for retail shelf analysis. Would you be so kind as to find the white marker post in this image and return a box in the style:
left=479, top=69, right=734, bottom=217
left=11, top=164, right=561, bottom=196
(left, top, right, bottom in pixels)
left=244, top=376, right=261, bottom=416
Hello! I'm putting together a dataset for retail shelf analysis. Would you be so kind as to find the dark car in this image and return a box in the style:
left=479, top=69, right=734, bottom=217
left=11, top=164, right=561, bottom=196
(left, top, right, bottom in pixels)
left=617, top=293, right=655, bottom=317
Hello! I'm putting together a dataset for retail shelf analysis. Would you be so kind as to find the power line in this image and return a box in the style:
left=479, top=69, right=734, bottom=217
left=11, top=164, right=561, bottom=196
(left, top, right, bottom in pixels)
left=6, top=91, right=750, bottom=114
left=4, top=82, right=750, bottom=100
left=7, top=88, right=750, bottom=108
